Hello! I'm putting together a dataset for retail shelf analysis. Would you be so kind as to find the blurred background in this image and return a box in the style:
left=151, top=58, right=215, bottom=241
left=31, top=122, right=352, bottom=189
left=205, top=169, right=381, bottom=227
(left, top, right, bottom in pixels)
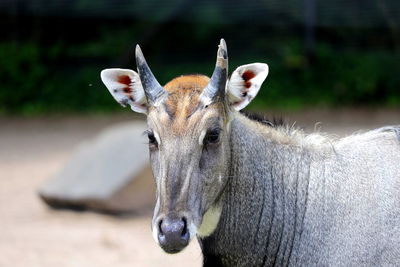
left=0, top=0, right=399, bottom=266
left=1, top=0, right=400, bottom=113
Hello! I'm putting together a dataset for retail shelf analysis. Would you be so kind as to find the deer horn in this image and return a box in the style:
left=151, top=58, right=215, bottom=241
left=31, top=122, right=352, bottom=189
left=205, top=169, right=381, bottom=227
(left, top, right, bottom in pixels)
left=135, top=45, right=166, bottom=104
left=201, top=39, right=228, bottom=104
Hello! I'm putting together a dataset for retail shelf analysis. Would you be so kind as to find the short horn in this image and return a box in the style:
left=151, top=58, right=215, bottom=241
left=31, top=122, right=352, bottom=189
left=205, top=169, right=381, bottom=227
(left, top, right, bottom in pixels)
left=201, top=39, right=228, bottom=103
left=135, top=45, right=166, bottom=104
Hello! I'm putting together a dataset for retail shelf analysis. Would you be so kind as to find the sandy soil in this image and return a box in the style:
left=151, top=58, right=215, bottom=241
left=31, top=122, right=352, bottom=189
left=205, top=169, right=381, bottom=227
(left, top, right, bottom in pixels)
left=0, top=109, right=398, bottom=267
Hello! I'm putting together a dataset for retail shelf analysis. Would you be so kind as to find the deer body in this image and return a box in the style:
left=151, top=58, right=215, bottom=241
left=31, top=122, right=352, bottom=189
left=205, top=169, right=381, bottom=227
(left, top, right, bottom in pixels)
left=101, top=39, right=400, bottom=266
left=200, top=114, right=400, bottom=266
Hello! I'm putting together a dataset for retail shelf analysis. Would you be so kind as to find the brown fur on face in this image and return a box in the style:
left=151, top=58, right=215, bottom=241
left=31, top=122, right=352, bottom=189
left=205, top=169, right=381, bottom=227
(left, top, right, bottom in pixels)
left=164, top=75, right=210, bottom=116
left=161, top=75, right=211, bottom=133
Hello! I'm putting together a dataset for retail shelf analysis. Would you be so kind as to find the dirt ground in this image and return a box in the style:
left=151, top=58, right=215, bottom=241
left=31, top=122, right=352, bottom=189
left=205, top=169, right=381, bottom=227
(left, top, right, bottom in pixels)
left=0, top=108, right=398, bottom=267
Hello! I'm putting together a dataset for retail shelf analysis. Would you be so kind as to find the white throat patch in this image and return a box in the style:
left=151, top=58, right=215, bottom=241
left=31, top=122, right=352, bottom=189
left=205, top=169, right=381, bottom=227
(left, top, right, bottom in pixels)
left=197, top=204, right=222, bottom=237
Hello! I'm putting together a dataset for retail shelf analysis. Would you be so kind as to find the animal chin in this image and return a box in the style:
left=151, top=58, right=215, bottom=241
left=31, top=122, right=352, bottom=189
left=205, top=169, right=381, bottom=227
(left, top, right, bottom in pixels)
left=161, top=245, right=187, bottom=254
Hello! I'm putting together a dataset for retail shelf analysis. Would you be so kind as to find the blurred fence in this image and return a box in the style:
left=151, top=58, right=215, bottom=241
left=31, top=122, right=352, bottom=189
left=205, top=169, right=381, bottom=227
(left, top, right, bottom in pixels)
left=1, top=0, right=399, bottom=114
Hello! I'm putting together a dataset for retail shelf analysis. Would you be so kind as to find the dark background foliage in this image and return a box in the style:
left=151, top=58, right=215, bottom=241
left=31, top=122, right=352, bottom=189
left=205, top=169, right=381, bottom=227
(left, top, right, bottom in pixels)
left=1, top=0, right=399, bottom=114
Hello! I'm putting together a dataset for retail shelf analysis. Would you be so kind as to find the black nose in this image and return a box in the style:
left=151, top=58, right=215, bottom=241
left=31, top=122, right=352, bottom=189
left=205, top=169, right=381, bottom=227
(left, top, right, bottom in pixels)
left=158, top=216, right=189, bottom=253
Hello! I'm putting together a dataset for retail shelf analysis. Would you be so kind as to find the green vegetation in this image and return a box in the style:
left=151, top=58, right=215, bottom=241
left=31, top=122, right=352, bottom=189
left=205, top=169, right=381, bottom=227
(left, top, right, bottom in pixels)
left=1, top=22, right=399, bottom=115
left=255, top=41, right=400, bottom=110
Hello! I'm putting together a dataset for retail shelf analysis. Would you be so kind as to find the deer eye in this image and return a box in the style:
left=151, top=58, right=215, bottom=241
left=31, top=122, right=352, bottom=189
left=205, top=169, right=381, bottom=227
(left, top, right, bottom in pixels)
left=203, top=128, right=221, bottom=146
left=146, top=131, right=158, bottom=147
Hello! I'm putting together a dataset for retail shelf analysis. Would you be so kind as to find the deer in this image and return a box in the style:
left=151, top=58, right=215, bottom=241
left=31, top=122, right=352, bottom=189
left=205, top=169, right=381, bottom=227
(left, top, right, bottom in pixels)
left=101, top=39, right=400, bottom=266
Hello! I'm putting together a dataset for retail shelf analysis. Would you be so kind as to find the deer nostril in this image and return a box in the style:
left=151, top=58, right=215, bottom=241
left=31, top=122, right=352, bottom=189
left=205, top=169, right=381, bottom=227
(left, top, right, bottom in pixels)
left=158, top=219, right=164, bottom=235
left=181, top=217, right=188, bottom=237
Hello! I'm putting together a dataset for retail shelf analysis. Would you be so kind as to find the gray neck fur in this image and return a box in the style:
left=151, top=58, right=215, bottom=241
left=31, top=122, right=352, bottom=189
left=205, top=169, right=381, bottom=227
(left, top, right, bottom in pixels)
left=200, top=114, right=317, bottom=266
left=199, top=112, right=400, bottom=266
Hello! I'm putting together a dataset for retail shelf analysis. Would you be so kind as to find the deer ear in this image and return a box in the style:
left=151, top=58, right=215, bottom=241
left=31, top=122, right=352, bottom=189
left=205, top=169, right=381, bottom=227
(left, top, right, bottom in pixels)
left=227, top=63, right=269, bottom=111
left=100, top=68, right=147, bottom=114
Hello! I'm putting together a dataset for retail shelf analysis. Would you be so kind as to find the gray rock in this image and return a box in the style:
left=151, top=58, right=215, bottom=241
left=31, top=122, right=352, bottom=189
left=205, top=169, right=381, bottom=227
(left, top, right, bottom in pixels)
left=38, top=122, right=155, bottom=214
